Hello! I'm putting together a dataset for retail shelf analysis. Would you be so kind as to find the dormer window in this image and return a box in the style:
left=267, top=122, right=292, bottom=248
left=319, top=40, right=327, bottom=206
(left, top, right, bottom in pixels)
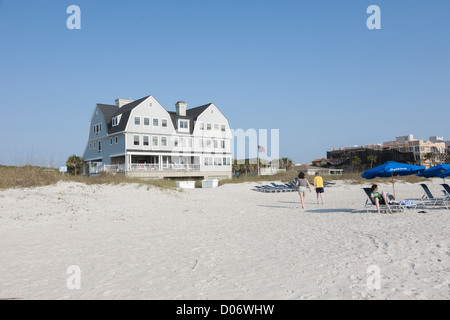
left=178, top=119, right=189, bottom=131
left=112, top=117, right=119, bottom=127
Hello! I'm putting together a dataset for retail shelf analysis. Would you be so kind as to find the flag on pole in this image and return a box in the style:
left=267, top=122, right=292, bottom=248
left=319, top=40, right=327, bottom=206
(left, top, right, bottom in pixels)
left=258, top=145, right=266, bottom=154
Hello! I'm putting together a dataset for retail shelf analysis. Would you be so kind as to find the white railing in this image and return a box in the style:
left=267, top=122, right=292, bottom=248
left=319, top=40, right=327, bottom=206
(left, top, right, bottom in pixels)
left=129, top=163, right=201, bottom=172
left=260, top=167, right=285, bottom=176
left=104, top=164, right=126, bottom=173
left=89, top=165, right=103, bottom=175
left=90, top=164, right=125, bottom=175
left=90, top=163, right=202, bottom=174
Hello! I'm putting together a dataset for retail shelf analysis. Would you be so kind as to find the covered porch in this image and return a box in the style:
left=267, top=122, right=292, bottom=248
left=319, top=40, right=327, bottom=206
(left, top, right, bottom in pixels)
left=126, top=154, right=201, bottom=172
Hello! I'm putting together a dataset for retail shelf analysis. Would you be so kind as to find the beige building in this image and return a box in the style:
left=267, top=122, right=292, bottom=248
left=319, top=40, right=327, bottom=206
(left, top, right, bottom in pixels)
left=383, top=135, right=447, bottom=168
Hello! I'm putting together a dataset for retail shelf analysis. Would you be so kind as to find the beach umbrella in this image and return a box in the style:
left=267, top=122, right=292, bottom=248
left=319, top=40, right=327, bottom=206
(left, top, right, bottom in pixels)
left=417, top=164, right=450, bottom=183
left=362, top=161, right=426, bottom=198
left=417, top=164, right=450, bottom=178
left=438, top=169, right=450, bottom=180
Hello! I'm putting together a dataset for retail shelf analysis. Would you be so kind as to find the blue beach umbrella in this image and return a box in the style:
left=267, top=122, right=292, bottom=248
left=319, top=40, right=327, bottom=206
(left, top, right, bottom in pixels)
left=362, top=161, right=426, bottom=198
left=438, top=170, right=450, bottom=179
left=417, top=164, right=450, bottom=178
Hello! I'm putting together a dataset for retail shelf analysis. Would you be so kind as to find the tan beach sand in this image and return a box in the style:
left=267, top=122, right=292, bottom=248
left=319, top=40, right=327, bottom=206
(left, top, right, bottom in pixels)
left=0, top=180, right=448, bottom=300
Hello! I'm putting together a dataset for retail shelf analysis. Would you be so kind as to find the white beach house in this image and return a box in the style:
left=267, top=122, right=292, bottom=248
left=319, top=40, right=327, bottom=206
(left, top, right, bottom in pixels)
left=82, top=95, right=233, bottom=180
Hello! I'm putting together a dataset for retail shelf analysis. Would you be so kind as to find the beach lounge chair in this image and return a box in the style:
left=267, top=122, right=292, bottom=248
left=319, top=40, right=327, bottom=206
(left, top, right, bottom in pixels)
left=419, top=184, right=449, bottom=209
left=362, top=188, right=416, bottom=213
left=441, top=184, right=450, bottom=199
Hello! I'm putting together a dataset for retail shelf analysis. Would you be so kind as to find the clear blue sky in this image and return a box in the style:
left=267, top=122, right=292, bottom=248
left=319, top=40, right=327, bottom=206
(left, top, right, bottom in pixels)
left=0, top=0, right=449, bottom=166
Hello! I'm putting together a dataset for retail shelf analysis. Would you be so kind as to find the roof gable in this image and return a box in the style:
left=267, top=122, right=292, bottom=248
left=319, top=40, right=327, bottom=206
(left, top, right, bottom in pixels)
left=185, top=103, right=212, bottom=120
left=94, top=95, right=217, bottom=135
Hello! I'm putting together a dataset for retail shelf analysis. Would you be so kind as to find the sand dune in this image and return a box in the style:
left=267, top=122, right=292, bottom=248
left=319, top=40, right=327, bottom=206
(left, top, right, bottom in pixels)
left=0, top=180, right=448, bottom=300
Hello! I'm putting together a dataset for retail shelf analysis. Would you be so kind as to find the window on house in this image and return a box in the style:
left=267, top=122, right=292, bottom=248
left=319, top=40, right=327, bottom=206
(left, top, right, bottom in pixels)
left=199, top=122, right=204, bottom=130
left=143, top=136, right=149, bottom=146
left=152, top=136, right=159, bottom=147
left=174, top=137, right=179, bottom=147
left=415, top=146, right=420, bottom=152
left=221, top=140, right=225, bottom=149
left=115, top=137, right=118, bottom=144
left=207, top=123, right=212, bottom=131
left=214, top=124, right=219, bottom=131
left=134, top=135, right=140, bottom=146
left=213, top=140, right=218, bottom=149
left=221, top=125, right=226, bottom=132
left=179, top=120, right=189, bottom=130
left=144, top=118, right=150, bottom=126
left=89, top=143, right=92, bottom=149
left=153, top=118, right=159, bottom=127
left=99, top=124, right=102, bottom=132
left=215, top=157, right=222, bottom=166
left=200, top=139, right=204, bottom=148
left=134, top=117, right=140, bottom=125
left=223, top=158, right=230, bottom=166
left=161, top=137, right=167, bottom=147
left=180, top=138, right=186, bottom=148
left=98, top=141, right=101, bottom=152
left=162, top=119, right=168, bottom=128
left=112, top=118, right=118, bottom=127
left=204, top=157, right=213, bottom=166
left=110, top=138, right=113, bottom=145
left=189, top=139, right=193, bottom=148
left=206, top=140, right=212, bottom=148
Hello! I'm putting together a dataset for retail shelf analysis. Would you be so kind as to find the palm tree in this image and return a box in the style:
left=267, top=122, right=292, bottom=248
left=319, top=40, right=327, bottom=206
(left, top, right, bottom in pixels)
left=66, top=155, right=83, bottom=176
left=280, top=158, right=293, bottom=171
left=350, top=156, right=362, bottom=172
left=367, top=155, right=377, bottom=169
left=424, top=152, right=435, bottom=167
left=232, top=161, right=240, bottom=178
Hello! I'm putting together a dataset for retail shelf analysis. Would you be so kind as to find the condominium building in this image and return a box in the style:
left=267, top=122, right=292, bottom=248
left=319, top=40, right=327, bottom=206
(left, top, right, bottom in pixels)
left=383, top=135, right=446, bottom=168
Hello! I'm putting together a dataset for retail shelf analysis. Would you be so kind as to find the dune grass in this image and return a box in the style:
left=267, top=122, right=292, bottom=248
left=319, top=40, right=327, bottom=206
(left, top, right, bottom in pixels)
left=0, top=166, right=177, bottom=191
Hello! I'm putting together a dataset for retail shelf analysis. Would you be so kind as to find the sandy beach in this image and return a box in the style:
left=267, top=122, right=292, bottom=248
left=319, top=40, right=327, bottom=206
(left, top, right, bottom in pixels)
left=0, top=180, right=448, bottom=300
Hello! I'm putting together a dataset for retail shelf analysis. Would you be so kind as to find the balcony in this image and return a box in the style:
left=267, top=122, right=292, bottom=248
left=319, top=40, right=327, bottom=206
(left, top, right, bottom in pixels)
left=89, top=163, right=200, bottom=175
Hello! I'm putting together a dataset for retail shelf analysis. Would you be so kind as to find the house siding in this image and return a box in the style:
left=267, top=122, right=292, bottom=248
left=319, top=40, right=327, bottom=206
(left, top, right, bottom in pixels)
left=82, top=95, right=232, bottom=179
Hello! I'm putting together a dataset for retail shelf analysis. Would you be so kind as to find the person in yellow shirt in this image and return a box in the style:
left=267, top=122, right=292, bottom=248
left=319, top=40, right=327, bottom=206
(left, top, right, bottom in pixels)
left=313, top=172, right=324, bottom=204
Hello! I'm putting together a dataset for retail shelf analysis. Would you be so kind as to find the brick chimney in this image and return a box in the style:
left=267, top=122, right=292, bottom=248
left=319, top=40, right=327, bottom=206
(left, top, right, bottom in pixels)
left=115, top=98, right=134, bottom=108
left=175, top=101, right=187, bottom=116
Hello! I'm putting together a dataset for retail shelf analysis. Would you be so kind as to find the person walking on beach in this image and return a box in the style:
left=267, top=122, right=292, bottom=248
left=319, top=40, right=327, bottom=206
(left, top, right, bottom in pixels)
left=314, top=172, right=325, bottom=204
left=295, top=172, right=312, bottom=210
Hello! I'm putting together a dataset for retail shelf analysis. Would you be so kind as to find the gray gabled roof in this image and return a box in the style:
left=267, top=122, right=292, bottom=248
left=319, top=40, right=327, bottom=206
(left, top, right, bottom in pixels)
left=97, top=104, right=119, bottom=134
left=185, top=103, right=212, bottom=119
left=107, top=96, right=150, bottom=134
left=168, top=104, right=212, bottom=134
left=97, top=95, right=212, bottom=135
